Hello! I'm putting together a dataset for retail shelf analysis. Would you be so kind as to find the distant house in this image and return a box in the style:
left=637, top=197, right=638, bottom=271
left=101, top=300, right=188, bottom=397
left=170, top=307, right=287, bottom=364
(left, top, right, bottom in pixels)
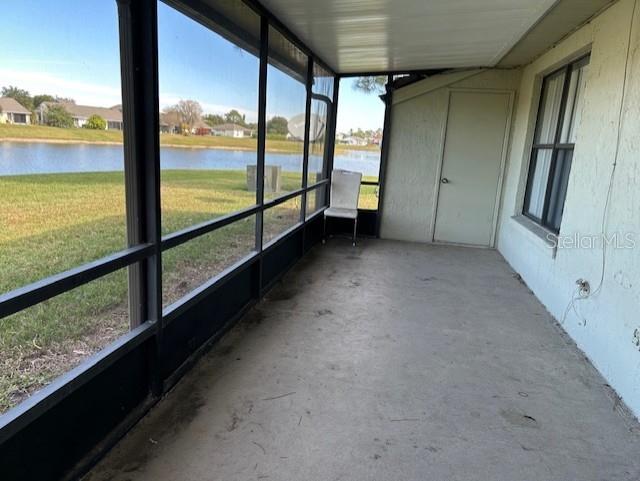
left=192, top=119, right=213, bottom=136
left=343, top=136, right=368, bottom=146
left=335, top=132, right=348, bottom=143
left=0, top=97, right=31, bottom=125
left=160, top=111, right=181, bottom=134
left=37, top=102, right=123, bottom=130
left=212, top=123, right=252, bottom=138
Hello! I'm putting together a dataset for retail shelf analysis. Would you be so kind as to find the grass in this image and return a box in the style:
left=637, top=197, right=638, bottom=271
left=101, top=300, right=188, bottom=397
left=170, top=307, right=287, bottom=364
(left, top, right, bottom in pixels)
left=0, top=123, right=380, bottom=154
left=359, top=182, right=379, bottom=210
left=0, top=168, right=378, bottom=412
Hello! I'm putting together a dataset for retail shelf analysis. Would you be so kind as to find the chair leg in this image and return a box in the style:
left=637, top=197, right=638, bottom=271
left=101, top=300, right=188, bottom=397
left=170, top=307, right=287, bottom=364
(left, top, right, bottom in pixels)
left=352, top=218, right=357, bottom=247
left=322, top=215, right=327, bottom=244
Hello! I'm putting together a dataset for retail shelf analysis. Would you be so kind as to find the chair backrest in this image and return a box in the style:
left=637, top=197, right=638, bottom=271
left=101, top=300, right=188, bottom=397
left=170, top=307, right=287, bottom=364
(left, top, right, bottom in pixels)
left=330, top=169, right=362, bottom=210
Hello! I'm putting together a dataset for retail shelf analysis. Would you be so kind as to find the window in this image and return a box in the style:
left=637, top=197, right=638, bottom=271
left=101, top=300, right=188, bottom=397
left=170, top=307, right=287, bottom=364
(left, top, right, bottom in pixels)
left=162, top=216, right=256, bottom=307
left=263, top=196, right=302, bottom=245
left=157, top=1, right=263, bottom=307
left=308, top=64, right=334, bottom=186
left=0, top=0, right=334, bottom=418
left=0, top=267, right=131, bottom=413
left=523, top=55, right=589, bottom=232
left=0, top=0, right=129, bottom=413
left=305, top=185, right=326, bottom=219
left=307, top=98, right=329, bottom=186
left=333, top=76, right=385, bottom=210
left=265, top=26, right=308, bottom=201
left=157, top=1, right=260, bottom=234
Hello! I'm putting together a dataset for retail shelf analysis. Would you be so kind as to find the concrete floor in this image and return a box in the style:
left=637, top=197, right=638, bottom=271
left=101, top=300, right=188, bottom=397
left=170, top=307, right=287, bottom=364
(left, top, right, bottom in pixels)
left=86, top=240, right=640, bottom=481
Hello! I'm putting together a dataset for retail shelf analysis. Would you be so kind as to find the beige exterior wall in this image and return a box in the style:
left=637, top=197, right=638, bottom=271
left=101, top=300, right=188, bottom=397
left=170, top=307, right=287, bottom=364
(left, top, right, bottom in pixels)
left=380, top=69, right=521, bottom=242
left=497, top=0, right=640, bottom=416
left=0, top=111, right=31, bottom=124
left=382, top=0, right=640, bottom=416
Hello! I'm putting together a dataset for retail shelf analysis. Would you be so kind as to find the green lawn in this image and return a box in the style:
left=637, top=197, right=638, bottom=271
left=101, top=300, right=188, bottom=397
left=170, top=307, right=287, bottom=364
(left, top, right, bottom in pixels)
left=0, top=123, right=380, bottom=155
left=359, top=181, right=379, bottom=210
left=0, top=168, right=377, bottom=412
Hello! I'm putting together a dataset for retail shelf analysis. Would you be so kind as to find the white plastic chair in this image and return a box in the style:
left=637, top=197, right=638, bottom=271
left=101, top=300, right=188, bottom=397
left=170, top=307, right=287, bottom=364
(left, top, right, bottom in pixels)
left=323, top=169, right=362, bottom=246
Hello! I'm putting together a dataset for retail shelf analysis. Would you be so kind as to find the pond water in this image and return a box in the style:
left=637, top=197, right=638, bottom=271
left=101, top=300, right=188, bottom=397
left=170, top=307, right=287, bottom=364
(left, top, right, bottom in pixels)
left=0, top=142, right=381, bottom=177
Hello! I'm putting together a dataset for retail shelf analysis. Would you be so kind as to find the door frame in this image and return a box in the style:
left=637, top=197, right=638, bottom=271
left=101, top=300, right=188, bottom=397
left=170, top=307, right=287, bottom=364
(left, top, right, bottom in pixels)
left=429, top=87, right=515, bottom=248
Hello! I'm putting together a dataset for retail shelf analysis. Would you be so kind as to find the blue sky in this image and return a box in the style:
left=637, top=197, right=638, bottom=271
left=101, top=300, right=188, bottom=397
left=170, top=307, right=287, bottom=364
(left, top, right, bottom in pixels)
left=0, top=0, right=383, bottom=132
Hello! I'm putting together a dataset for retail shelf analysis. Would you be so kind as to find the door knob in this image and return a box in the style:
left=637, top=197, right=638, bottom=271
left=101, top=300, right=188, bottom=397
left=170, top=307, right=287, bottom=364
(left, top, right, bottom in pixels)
left=441, top=178, right=450, bottom=184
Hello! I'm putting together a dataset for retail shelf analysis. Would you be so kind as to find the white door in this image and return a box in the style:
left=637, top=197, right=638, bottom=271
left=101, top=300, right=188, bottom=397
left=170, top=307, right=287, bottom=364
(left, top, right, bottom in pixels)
left=433, top=91, right=511, bottom=247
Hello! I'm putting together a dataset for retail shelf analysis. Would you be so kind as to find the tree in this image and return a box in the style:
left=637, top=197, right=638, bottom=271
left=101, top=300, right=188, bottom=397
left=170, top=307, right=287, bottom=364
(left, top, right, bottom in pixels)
left=224, top=109, right=245, bottom=126
left=266, top=116, right=288, bottom=135
left=84, top=114, right=106, bottom=130
left=45, top=104, right=74, bottom=128
left=1, top=85, right=33, bottom=110
left=203, top=114, right=224, bottom=127
left=352, top=76, right=386, bottom=94
left=175, top=99, right=202, bottom=132
left=32, top=94, right=55, bottom=109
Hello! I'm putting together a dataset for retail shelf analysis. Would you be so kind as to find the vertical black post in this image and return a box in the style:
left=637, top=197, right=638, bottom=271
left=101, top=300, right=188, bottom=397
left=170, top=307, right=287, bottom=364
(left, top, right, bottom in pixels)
left=117, top=0, right=162, bottom=394
left=325, top=76, right=340, bottom=205
left=255, top=15, right=268, bottom=295
left=300, top=58, right=313, bottom=232
left=375, top=75, right=393, bottom=238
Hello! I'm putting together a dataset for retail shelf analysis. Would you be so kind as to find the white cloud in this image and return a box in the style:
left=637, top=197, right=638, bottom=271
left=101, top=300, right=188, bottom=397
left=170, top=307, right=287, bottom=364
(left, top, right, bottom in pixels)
left=0, top=69, right=122, bottom=107
left=0, top=69, right=261, bottom=122
left=0, top=68, right=310, bottom=124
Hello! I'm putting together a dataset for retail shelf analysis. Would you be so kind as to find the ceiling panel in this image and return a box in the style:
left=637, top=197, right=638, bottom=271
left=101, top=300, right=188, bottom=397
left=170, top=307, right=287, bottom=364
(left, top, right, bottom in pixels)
left=498, top=0, right=614, bottom=66
left=257, top=0, right=558, bottom=73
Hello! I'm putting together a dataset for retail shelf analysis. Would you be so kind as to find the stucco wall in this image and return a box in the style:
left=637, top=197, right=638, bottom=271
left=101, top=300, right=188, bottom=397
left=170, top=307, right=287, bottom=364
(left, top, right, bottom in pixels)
left=380, top=0, right=640, bottom=417
left=497, top=0, right=640, bottom=416
left=380, top=69, right=521, bottom=242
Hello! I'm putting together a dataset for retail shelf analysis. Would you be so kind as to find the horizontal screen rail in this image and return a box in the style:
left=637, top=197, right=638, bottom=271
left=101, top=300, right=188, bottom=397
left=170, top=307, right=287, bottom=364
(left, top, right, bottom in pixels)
left=161, top=180, right=331, bottom=252
left=161, top=205, right=261, bottom=251
left=306, top=178, right=329, bottom=190
left=361, top=181, right=379, bottom=186
left=263, top=181, right=329, bottom=210
left=263, top=188, right=305, bottom=210
left=0, top=243, right=154, bottom=320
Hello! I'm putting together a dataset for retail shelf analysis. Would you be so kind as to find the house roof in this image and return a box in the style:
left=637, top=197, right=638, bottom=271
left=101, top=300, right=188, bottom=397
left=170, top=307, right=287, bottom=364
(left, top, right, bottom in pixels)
left=42, top=102, right=123, bottom=122
left=0, top=97, right=31, bottom=114
left=193, top=119, right=213, bottom=130
left=212, top=123, right=251, bottom=132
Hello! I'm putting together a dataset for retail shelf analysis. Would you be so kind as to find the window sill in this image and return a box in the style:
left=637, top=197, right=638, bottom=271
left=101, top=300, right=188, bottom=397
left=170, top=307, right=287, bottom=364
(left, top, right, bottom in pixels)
left=511, top=215, right=558, bottom=259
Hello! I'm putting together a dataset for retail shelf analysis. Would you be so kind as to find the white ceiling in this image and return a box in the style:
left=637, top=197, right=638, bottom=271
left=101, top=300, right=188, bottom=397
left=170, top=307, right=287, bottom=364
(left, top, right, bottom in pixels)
left=258, top=0, right=559, bottom=73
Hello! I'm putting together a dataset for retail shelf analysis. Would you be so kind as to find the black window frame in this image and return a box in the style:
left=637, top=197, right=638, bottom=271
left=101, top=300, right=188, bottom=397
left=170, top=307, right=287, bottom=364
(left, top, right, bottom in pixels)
left=0, top=0, right=337, bottom=430
left=523, top=54, right=590, bottom=233
left=0, top=0, right=400, bottom=472
left=333, top=75, right=392, bottom=215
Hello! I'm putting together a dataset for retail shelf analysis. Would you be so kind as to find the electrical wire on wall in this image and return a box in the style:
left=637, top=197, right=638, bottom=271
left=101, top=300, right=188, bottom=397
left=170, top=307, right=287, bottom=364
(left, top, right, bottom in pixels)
left=562, top=0, right=638, bottom=326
